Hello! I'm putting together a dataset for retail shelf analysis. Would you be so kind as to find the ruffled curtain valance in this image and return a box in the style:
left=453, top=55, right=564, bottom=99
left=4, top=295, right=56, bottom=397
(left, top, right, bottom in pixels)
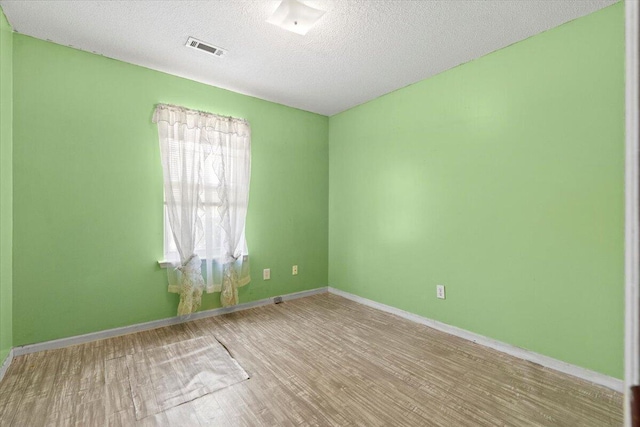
left=153, top=103, right=251, bottom=136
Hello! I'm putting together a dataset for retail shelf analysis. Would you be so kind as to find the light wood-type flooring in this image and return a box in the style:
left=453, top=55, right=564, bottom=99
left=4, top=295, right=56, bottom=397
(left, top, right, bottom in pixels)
left=0, top=293, right=623, bottom=426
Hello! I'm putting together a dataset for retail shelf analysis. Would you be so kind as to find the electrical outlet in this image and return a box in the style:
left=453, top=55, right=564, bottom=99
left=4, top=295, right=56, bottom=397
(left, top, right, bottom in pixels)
left=436, top=285, right=446, bottom=299
left=292, top=265, right=298, bottom=275
left=263, top=268, right=271, bottom=280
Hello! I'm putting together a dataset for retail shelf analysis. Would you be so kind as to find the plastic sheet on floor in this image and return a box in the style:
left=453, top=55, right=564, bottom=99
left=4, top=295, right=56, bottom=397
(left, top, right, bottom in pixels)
left=125, top=335, right=249, bottom=420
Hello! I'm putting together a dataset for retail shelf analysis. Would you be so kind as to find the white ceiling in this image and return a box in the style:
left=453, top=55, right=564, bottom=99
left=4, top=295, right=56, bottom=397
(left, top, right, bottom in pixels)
left=0, top=0, right=617, bottom=116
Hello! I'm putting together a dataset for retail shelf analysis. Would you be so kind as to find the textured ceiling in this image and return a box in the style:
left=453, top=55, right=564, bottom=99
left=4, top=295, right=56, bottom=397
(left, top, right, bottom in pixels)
left=0, top=0, right=617, bottom=116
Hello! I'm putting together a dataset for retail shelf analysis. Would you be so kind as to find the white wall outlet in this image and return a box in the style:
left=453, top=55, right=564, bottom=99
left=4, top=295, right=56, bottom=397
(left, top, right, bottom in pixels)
left=292, top=265, right=298, bottom=275
left=436, top=285, right=446, bottom=299
left=263, top=268, right=271, bottom=280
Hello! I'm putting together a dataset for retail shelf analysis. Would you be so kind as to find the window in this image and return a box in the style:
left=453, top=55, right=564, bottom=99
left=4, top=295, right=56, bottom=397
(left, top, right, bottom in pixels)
left=153, top=103, right=251, bottom=309
left=162, top=140, right=249, bottom=262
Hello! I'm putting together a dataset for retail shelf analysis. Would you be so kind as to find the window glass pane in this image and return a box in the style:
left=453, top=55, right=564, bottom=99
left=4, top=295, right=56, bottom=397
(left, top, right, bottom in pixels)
left=163, top=136, right=249, bottom=260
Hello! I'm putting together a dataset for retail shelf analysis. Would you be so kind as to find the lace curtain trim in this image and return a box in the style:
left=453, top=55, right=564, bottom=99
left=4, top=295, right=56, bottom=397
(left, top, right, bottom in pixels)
left=152, top=103, right=251, bottom=136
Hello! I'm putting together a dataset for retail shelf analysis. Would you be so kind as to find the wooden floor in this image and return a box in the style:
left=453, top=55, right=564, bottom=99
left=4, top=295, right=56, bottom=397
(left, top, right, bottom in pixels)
left=0, top=293, right=623, bottom=426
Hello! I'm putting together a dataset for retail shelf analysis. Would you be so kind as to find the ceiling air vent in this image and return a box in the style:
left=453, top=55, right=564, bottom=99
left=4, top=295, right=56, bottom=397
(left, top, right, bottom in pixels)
left=185, top=37, right=227, bottom=58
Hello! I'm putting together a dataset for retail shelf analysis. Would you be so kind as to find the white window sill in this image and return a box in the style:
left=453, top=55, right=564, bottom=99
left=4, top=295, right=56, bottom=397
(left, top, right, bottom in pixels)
left=158, top=254, right=248, bottom=269
left=158, top=260, right=177, bottom=269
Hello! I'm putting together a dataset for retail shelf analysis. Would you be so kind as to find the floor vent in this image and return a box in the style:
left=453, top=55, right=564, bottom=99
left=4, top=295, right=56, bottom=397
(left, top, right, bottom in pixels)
left=185, top=37, right=226, bottom=58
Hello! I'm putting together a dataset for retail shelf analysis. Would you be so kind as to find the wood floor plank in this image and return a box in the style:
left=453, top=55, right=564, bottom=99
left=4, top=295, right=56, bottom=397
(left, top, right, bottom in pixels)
left=0, top=293, right=624, bottom=426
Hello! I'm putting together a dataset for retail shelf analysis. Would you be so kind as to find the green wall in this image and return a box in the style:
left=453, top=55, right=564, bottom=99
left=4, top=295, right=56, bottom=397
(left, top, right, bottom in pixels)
left=329, top=3, right=624, bottom=378
left=12, top=35, right=328, bottom=346
left=0, top=8, right=13, bottom=365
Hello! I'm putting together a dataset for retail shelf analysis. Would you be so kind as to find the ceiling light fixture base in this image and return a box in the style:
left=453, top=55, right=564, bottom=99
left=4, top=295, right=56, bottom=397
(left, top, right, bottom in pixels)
left=267, top=0, right=326, bottom=35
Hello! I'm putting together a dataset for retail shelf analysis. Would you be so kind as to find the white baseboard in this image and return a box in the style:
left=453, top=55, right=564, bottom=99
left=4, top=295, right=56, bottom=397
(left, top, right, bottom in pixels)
left=7, top=285, right=623, bottom=394
left=13, top=286, right=328, bottom=357
left=328, top=287, right=623, bottom=393
left=0, top=349, right=14, bottom=383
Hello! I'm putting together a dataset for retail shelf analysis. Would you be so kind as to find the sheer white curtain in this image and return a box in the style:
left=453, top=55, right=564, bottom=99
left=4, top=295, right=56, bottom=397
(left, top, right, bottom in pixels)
left=153, top=104, right=251, bottom=314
